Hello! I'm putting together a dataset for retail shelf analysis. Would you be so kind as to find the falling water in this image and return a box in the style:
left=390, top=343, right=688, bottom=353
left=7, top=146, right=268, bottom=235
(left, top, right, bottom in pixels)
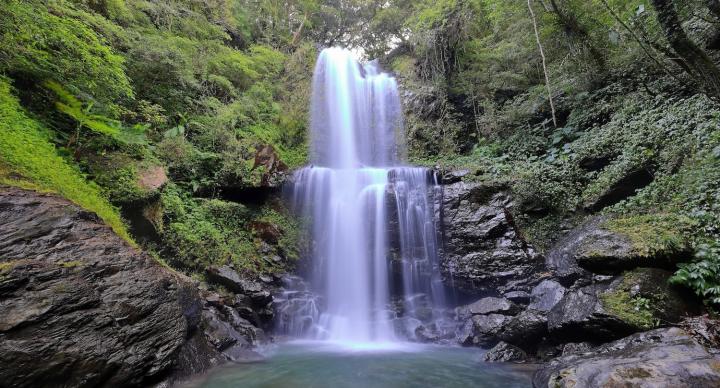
left=281, top=48, right=444, bottom=345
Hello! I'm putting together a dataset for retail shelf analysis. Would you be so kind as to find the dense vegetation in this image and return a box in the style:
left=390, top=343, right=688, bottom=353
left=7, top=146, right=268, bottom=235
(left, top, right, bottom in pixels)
left=1, top=0, right=718, bottom=303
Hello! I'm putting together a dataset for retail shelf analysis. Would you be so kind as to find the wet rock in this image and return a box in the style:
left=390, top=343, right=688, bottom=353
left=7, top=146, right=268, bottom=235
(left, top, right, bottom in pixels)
left=440, top=169, right=470, bottom=184
left=465, top=297, right=521, bottom=316
left=207, top=265, right=264, bottom=295
left=533, top=328, right=720, bottom=388
left=528, top=280, right=566, bottom=312
left=441, top=182, right=543, bottom=295
left=504, top=291, right=532, bottom=304
left=561, top=342, right=594, bottom=356
left=0, top=187, right=221, bottom=387
left=470, top=314, right=512, bottom=347
left=415, top=324, right=441, bottom=343
left=483, top=342, right=528, bottom=362
left=498, top=309, right=548, bottom=348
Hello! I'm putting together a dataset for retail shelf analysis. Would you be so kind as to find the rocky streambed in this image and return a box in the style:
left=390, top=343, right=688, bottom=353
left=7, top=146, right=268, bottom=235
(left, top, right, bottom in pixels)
left=1, top=179, right=719, bottom=387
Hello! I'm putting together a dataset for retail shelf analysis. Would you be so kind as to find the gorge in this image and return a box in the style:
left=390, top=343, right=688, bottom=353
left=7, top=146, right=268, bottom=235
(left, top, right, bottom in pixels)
left=2, top=1, right=720, bottom=387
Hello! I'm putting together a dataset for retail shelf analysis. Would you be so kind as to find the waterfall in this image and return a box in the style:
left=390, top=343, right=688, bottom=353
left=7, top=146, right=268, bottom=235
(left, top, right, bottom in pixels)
left=281, top=47, right=444, bottom=345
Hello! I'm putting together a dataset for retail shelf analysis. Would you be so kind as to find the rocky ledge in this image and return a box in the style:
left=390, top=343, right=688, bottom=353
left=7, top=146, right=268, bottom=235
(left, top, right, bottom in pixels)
left=0, top=187, right=266, bottom=387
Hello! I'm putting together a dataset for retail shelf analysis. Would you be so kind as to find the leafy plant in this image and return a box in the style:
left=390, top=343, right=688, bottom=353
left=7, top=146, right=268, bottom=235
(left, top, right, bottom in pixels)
left=672, top=242, right=720, bottom=305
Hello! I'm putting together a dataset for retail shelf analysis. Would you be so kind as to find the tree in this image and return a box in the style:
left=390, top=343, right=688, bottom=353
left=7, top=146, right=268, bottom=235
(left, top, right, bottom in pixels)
left=651, top=0, right=720, bottom=97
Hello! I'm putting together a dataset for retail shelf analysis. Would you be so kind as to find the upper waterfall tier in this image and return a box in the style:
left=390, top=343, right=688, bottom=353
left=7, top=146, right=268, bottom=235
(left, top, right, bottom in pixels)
left=310, top=47, right=404, bottom=168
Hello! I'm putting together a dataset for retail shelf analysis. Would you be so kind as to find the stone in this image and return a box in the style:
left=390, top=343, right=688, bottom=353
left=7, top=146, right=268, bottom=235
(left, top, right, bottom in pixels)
left=533, top=328, right=720, bottom=388
left=206, top=265, right=264, bottom=295
left=546, top=216, right=691, bottom=278
left=465, top=297, right=521, bottom=316
left=561, top=342, right=594, bottom=356
left=0, top=187, right=222, bottom=386
left=441, top=182, right=543, bottom=296
left=528, top=280, right=566, bottom=312
left=470, top=314, right=512, bottom=347
left=483, top=342, right=528, bottom=362
left=504, top=290, right=532, bottom=304
left=547, top=268, right=701, bottom=342
left=498, top=309, right=548, bottom=348
left=440, top=169, right=470, bottom=184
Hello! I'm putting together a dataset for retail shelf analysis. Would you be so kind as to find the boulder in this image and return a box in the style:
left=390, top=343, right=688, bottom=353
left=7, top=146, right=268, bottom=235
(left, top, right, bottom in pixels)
left=504, top=290, right=532, bottom=304
left=464, top=297, right=521, bottom=316
left=0, top=188, right=221, bottom=387
left=533, top=328, right=720, bottom=388
left=528, top=280, right=566, bottom=312
left=469, top=314, right=512, bottom=347
left=548, top=268, right=702, bottom=342
left=547, top=216, right=691, bottom=277
left=483, top=342, right=528, bottom=362
left=498, top=309, right=549, bottom=348
left=441, top=182, right=544, bottom=295
left=206, top=265, right=264, bottom=295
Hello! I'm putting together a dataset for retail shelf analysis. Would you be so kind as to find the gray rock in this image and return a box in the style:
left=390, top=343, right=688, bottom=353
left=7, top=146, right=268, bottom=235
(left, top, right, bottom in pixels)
left=561, top=342, right=594, bottom=356
left=483, top=341, right=528, bottom=362
left=546, top=216, right=691, bottom=278
left=207, top=265, right=264, bottom=294
left=498, top=309, right=548, bottom=347
left=547, top=268, right=701, bottom=342
left=533, top=328, right=720, bottom=388
left=0, top=187, right=222, bottom=387
left=504, top=291, right=532, bottom=304
left=441, top=182, right=544, bottom=295
left=465, top=297, right=521, bottom=316
left=471, top=313, right=512, bottom=347
left=441, top=169, right=470, bottom=184
left=528, top=280, right=566, bottom=312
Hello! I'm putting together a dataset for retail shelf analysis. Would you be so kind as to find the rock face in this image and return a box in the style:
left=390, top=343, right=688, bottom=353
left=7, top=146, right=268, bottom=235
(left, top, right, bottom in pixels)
left=441, top=181, right=543, bottom=295
left=483, top=342, right=528, bottom=362
left=533, top=328, right=720, bottom=388
left=0, top=188, right=223, bottom=387
left=546, top=216, right=689, bottom=278
left=548, top=268, right=701, bottom=342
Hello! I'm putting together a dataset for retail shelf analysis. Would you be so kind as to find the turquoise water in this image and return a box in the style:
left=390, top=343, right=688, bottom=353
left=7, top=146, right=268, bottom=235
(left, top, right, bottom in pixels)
left=185, top=341, right=534, bottom=388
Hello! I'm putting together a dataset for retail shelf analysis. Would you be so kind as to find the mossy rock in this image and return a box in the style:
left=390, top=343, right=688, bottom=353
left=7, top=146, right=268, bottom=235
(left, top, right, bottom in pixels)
left=89, top=153, right=167, bottom=204
left=570, top=216, right=693, bottom=274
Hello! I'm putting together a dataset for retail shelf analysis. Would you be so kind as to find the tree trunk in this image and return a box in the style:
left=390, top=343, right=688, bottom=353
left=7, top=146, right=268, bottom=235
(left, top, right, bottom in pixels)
left=528, top=0, right=558, bottom=128
left=652, top=0, right=720, bottom=97
left=548, top=0, right=607, bottom=72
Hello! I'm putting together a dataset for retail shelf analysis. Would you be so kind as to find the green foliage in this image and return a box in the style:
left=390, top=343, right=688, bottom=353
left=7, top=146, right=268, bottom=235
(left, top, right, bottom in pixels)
left=159, top=185, right=299, bottom=274
left=672, top=242, right=720, bottom=305
left=0, top=78, right=131, bottom=242
left=600, top=289, right=656, bottom=330
left=0, top=0, right=132, bottom=101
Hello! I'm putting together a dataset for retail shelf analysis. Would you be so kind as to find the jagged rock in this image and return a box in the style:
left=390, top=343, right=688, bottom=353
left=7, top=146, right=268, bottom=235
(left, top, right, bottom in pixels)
left=441, top=182, right=543, bottom=295
left=533, top=328, right=720, bottom=388
left=463, top=297, right=521, bottom=316
left=547, top=216, right=690, bottom=277
left=440, top=169, right=470, bottom=184
left=415, top=324, right=441, bottom=343
left=528, top=280, right=566, bottom=312
left=483, top=342, right=528, bottom=362
left=498, top=309, right=549, bottom=348
left=561, top=342, right=594, bottom=356
left=469, top=314, right=512, bottom=347
left=504, top=291, right=532, bottom=304
left=206, top=265, right=264, bottom=295
left=0, top=187, right=221, bottom=387
left=548, top=268, right=701, bottom=342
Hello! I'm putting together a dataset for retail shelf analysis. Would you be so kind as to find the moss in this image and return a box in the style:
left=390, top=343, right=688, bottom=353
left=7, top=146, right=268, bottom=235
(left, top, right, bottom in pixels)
left=0, top=78, right=133, bottom=244
left=58, top=260, right=83, bottom=268
left=604, top=214, right=694, bottom=258
left=600, top=288, right=656, bottom=330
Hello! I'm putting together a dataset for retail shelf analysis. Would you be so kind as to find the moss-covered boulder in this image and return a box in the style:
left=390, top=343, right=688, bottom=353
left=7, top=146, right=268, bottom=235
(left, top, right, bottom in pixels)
left=548, top=268, right=701, bottom=342
left=552, top=215, right=693, bottom=275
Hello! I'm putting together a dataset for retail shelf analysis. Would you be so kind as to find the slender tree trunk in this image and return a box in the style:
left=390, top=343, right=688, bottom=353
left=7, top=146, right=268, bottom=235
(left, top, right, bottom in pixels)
left=528, top=0, right=558, bottom=128
left=652, top=0, right=720, bottom=97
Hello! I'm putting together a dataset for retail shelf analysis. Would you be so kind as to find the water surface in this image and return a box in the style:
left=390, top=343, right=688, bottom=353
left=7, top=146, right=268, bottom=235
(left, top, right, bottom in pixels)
left=187, top=342, right=534, bottom=388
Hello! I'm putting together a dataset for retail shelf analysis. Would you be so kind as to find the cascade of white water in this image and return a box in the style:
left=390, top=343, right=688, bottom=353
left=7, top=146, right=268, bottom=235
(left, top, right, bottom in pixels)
left=284, top=48, right=444, bottom=344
